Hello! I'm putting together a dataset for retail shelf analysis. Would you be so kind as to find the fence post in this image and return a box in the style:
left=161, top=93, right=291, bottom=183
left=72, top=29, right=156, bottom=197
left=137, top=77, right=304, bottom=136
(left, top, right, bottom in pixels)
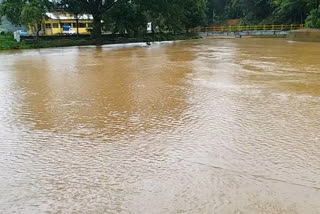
left=291, top=24, right=293, bottom=30
left=281, top=24, right=284, bottom=31
left=272, top=25, right=274, bottom=30
left=263, top=25, right=266, bottom=31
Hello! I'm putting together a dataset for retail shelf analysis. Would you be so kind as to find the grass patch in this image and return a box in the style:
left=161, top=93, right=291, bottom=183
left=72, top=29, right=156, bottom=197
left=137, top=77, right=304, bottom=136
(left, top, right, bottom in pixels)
left=30, top=38, right=95, bottom=49
left=0, top=33, right=202, bottom=51
left=0, top=34, right=31, bottom=50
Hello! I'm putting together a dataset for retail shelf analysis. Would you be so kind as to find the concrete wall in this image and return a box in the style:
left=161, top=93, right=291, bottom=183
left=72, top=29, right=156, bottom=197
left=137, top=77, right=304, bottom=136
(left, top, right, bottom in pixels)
left=199, top=29, right=320, bottom=42
left=199, top=30, right=288, bottom=37
left=287, top=30, right=320, bottom=42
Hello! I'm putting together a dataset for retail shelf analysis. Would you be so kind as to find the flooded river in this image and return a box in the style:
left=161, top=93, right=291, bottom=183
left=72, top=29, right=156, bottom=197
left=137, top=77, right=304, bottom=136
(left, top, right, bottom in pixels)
left=0, top=38, right=319, bottom=213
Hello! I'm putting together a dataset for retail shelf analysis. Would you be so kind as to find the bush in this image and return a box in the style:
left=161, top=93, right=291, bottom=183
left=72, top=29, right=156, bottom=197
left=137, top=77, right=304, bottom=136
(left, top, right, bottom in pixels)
left=0, top=34, right=30, bottom=50
left=305, top=9, right=320, bottom=29
left=0, top=31, right=13, bottom=37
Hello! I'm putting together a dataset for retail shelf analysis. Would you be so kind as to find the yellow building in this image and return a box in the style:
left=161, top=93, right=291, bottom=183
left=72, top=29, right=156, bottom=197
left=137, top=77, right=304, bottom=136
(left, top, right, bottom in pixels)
left=38, top=12, right=93, bottom=36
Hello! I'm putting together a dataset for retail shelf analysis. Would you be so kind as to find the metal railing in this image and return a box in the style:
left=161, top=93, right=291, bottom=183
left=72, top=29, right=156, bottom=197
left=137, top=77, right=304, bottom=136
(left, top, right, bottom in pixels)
left=203, top=24, right=305, bottom=32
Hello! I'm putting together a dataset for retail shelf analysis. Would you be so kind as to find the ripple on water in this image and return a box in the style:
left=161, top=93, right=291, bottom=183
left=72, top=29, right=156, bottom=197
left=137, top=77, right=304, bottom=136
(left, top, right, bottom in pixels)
left=0, top=39, right=320, bottom=213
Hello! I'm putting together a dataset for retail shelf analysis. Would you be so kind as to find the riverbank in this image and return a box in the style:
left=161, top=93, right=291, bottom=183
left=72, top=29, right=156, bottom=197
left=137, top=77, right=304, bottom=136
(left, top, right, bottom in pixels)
left=287, top=28, right=320, bottom=42
left=0, top=34, right=201, bottom=50
left=204, top=34, right=286, bottom=39
left=249, top=34, right=286, bottom=38
left=0, top=34, right=30, bottom=50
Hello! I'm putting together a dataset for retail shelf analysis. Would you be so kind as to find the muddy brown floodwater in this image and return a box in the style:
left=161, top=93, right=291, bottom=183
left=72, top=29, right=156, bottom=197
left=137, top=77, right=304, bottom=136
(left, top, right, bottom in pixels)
left=0, top=38, right=320, bottom=214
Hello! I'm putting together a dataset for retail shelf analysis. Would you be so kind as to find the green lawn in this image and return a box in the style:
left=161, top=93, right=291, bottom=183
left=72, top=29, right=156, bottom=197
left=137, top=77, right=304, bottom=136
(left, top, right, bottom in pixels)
left=0, top=34, right=30, bottom=50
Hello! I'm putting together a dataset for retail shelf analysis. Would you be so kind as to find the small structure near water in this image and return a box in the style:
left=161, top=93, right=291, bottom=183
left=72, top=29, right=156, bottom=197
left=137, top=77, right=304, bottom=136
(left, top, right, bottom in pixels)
left=287, top=29, right=320, bottom=42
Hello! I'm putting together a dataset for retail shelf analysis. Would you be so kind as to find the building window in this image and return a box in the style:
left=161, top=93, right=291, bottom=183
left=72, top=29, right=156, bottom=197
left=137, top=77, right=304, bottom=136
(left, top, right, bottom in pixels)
left=61, top=23, right=71, bottom=27
left=45, top=23, right=52, bottom=29
left=87, top=23, right=93, bottom=28
left=52, top=23, right=59, bottom=28
left=72, top=23, right=86, bottom=28
left=79, top=23, right=86, bottom=28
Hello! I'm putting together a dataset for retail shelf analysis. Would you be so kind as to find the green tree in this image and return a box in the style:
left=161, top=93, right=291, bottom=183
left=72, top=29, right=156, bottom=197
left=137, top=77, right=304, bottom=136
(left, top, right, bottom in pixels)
left=207, top=0, right=232, bottom=24
left=78, top=0, right=120, bottom=43
left=138, top=0, right=169, bottom=33
left=21, top=0, right=48, bottom=38
left=0, top=0, right=25, bottom=25
left=305, top=8, right=320, bottom=27
left=272, top=0, right=311, bottom=24
left=58, top=0, right=87, bottom=37
left=184, top=0, right=207, bottom=32
left=0, top=0, right=51, bottom=38
left=139, top=0, right=207, bottom=34
left=231, top=0, right=273, bottom=24
left=104, top=0, right=147, bottom=37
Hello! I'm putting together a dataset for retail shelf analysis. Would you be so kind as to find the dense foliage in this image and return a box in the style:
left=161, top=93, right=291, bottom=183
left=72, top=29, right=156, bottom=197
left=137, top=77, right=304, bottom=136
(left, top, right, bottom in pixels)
left=207, top=0, right=320, bottom=25
left=102, top=0, right=207, bottom=36
left=305, top=8, right=320, bottom=28
left=0, top=0, right=52, bottom=37
left=1, top=0, right=320, bottom=41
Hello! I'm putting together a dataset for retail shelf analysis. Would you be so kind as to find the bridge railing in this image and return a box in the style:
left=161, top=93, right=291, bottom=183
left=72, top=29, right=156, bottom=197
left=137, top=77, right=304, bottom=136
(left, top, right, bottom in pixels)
left=203, top=24, right=304, bottom=32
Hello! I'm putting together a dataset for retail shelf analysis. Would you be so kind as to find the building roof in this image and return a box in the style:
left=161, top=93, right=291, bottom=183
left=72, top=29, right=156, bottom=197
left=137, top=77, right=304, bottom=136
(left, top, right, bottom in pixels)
left=46, top=12, right=93, bottom=20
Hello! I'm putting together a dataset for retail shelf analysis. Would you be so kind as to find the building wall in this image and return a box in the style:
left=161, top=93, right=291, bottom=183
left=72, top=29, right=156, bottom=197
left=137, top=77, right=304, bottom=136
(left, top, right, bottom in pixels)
left=44, top=19, right=93, bottom=35
left=199, top=31, right=288, bottom=37
left=29, top=19, right=93, bottom=36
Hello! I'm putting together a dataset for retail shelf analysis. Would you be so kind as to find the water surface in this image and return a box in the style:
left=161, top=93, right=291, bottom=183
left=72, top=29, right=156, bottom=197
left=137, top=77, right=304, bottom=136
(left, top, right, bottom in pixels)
left=0, top=39, right=319, bottom=213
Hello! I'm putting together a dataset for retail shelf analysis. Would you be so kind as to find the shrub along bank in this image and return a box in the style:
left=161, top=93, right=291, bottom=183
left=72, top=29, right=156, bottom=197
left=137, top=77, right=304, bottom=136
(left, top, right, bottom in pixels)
left=0, top=33, right=30, bottom=50
left=0, top=33, right=202, bottom=51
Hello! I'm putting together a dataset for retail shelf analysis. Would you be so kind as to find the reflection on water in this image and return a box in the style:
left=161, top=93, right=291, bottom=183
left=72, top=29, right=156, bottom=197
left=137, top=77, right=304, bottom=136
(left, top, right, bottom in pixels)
left=0, top=39, right=320, bottom=213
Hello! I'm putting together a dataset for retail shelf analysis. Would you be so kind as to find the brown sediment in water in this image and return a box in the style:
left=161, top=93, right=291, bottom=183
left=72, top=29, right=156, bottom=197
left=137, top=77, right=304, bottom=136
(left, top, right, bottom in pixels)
left=0, top=39, right=319, bottom=213
left=287, top=28, right=320, bottom=42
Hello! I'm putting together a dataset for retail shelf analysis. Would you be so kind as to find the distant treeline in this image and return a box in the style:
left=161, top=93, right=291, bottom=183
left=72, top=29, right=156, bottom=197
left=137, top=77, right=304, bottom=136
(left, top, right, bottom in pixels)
left=1, top=0, right=320, bottom=41
left=208, top=0, right=320, bottom=27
